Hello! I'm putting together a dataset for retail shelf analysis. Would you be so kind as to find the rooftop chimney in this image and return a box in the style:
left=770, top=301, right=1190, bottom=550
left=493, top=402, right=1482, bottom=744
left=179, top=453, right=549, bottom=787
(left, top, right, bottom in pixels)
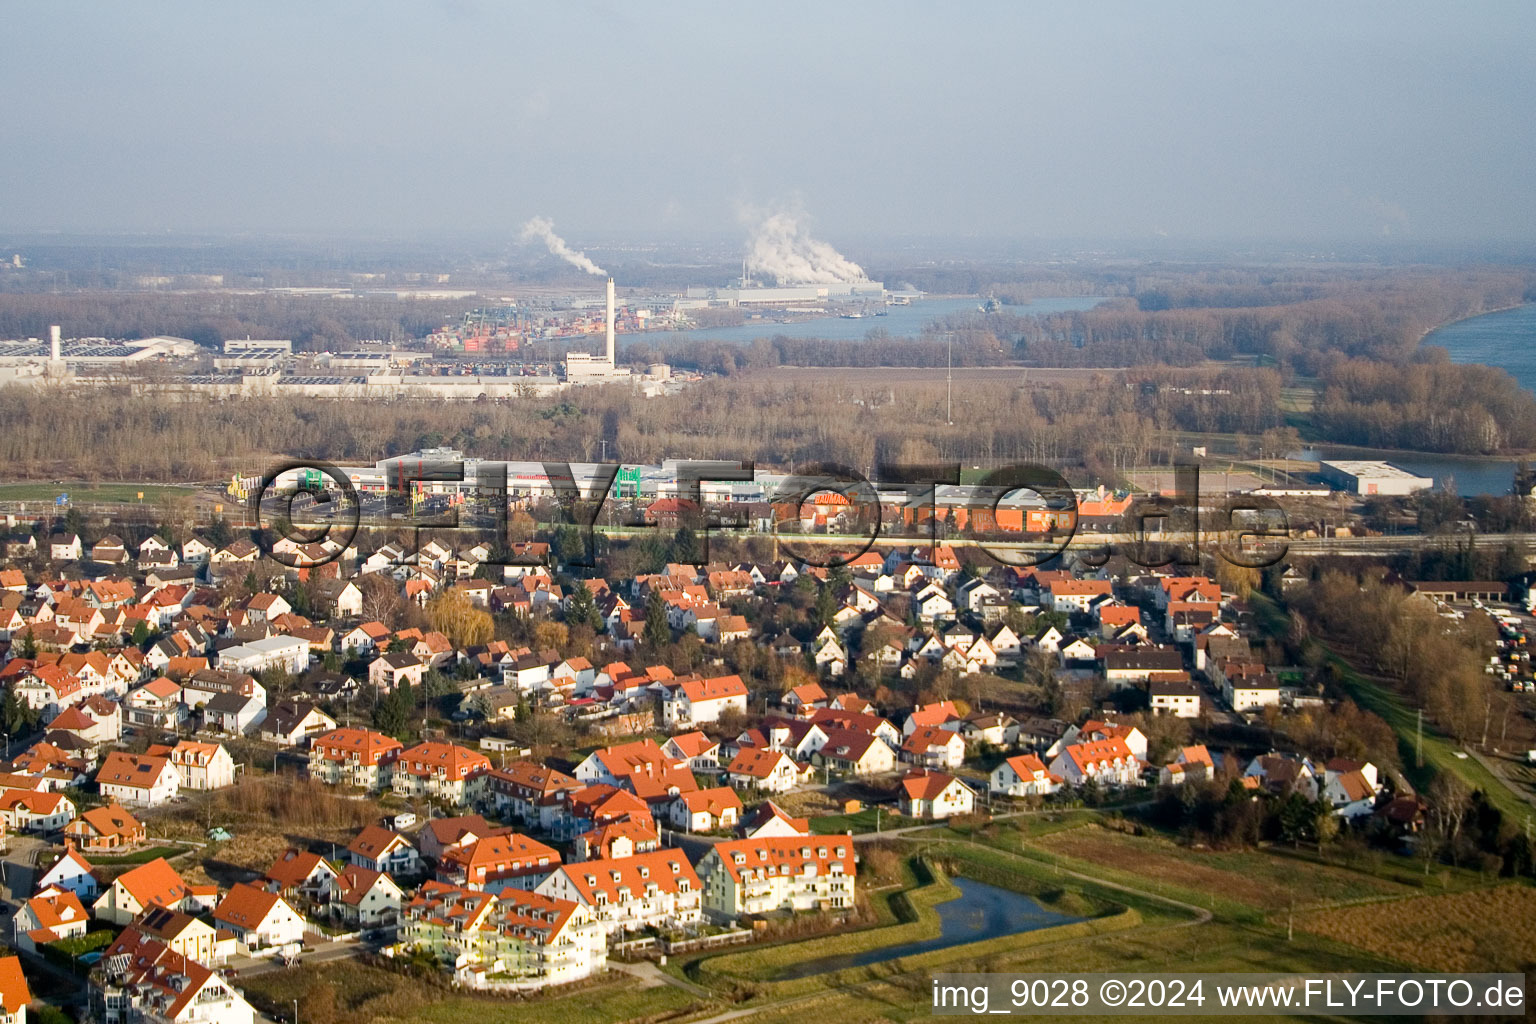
left=605, top=277, right=616, bottom=366
left=49, top=325, right=61, bottom=362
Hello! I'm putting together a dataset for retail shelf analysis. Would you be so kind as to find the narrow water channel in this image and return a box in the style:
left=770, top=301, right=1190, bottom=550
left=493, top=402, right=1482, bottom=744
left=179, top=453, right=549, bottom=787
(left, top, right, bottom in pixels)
left=779, top=877, right=1084, bottom=979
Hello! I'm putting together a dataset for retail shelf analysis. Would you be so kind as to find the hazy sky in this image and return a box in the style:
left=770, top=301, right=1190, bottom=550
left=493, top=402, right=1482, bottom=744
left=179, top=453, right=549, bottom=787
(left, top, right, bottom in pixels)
left=4, top=1, right=1534, bottom=245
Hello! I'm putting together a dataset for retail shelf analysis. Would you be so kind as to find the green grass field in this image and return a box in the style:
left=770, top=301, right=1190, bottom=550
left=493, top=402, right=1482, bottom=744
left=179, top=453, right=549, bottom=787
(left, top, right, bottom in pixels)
left=84, top=844, right=192, bottom=865
left=910, top=808, right=1107, bottom=843
left=808, top=807, right=920, bottom=834
left=0, top=481, right=198, bottom=504
left=1029, top=824, right=1431, bottom=913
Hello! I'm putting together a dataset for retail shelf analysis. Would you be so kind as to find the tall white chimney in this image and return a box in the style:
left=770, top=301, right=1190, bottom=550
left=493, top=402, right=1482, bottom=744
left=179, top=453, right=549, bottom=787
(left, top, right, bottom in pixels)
left=49, top=325, right=61, bottom=362
left=605, top=277, right=616, bottom=366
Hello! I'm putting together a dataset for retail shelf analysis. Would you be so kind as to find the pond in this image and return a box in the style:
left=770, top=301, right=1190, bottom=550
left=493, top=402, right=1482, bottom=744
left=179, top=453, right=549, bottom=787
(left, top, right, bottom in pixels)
left=778, top=877, right=1083, bottom=979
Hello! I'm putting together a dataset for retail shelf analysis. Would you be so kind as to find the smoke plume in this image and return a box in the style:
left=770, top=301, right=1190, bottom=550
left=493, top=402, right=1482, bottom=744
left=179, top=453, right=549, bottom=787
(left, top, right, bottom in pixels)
left=520, top=216, right=605, bottom=276
left=743, top=210, right=866, bottom=285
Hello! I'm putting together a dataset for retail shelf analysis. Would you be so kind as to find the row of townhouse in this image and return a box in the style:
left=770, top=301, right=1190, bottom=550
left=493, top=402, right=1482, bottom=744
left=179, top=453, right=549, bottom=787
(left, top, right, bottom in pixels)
left=696, top=836, right=855, bottom=919
left=399, top=881, right=606, bottom=990
left=306, top=729, right=493, bottom=806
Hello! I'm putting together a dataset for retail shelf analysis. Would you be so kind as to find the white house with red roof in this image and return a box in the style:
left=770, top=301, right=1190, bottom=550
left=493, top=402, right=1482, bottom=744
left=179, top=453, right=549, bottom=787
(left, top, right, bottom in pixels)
left=212, top=882, right=308, bottom=950
left=95, top=928, right=256, bottom=1024
left=391, top=742, right=491, bottom=806
left=121, top=676, right=186, bottom=731
left=1050, top=737, right=1141, bottom=787
left=46, top=702, right=119, bottom=747
left=11, top=884, right=89, bottom=951
left=667, top=787, right=743, bottom=832
left=0, top=789, right=75, bottom=832
left=780, top=681, right=828, bottom=717
left=340, top=620, right=391, bottom=655
left=814, top=728, right=897, bottom=776
left=698, top=835, right=856, bottom=920
left=152, top=739, right=235, bottom=790
left=95, top=752, right=180, bottom=808
left=900, top=725, right=966, bottom=770
left=573, top=738, right=672, bottom=786
left=573, top=819, right=659, bottom=862
left=898, top=770, right=976, bottom=819
left=1047, top=578, right=1114, bottom=614
left=902, top=700, right=962, bottom=735
left=1321, top=759, right=1381, bottom=820
left=536, top=848, right=701, bottom=937
left=346, top=825, right=421, bottom=877
left=92, top=857, right=210, bottom=925
left=36, top=843, right=100, bottom=900
left=332, top=864, right=404, bottom=928
left=1159, top=745, right=1215, bottom=786
left=307, top=727, right=404, bottom=793
left=661, top=674, right=748, bottom=727
left=0, top=956, right=27, bottom=1024
left=262, top=849, right=340, bottom=901
left=551, top=656, right=595, bottom=691
left=1063, top=719, right=1148, bottom=760
left=13, top=665, right=83, bottom=718
left=724, top=747, right=801, bottom=794
left=737, top=800, right=809, bottom=839
left=990, top=753, right=1061, bottom=797
left=417, top=814, right=497, bottom=863
left=661, top=731, right=720, bottom=769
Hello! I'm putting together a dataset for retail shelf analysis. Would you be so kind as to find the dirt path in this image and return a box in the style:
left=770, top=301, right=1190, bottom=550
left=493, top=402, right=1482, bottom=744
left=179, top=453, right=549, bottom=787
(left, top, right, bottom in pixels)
left=1467, top=749, right=1536, bottom=813
left=609, top=959, right=711, bottom=998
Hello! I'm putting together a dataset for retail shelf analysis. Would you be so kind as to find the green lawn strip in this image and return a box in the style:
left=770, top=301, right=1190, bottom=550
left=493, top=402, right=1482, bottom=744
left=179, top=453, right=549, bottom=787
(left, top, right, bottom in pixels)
left=0, top=482, right=196, bottom=503
left=908, top=808, right=1102, bottom=843
left=86, top=845, right=192, bottom=865
left=808, top=808, right=920, bottom=834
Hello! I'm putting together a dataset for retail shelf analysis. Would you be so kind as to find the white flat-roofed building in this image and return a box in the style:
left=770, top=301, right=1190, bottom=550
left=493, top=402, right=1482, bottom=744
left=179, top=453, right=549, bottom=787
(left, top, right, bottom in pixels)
left=217, top=635, right=309, bottom=676
left=223, top=338, right=292, bottom=354
left=1318, top=460, right=1433, bottom=496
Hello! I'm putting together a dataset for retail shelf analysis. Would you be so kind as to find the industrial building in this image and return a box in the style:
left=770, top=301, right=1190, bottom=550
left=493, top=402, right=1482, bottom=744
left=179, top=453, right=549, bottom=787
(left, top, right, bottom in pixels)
left=300, top=454, right=771, bottom=502
left=685, top=282, right=885, bottom=306
left=270, top=452, right=1100, bottom=526
left=563, top=277, right=632, bottom=382
left=1318, top=460, right=1433, bottom=496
